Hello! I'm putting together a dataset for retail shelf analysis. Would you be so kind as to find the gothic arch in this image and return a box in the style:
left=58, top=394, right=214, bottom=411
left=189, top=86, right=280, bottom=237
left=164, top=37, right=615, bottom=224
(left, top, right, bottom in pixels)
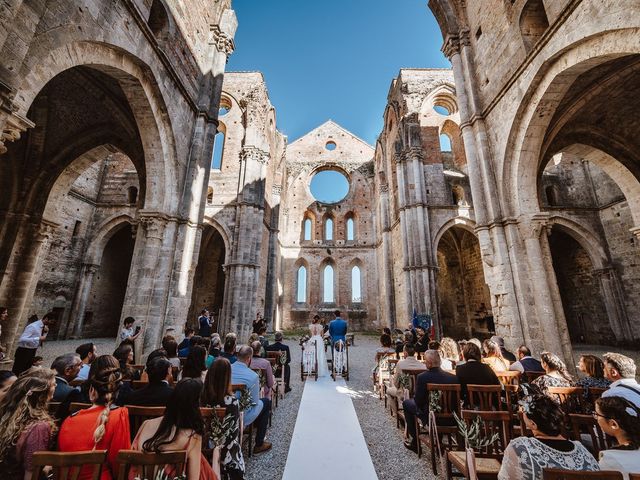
left=433, top=217, right=477, bottom=254
left=84, top=214, right=136, bottom=265
left=546, top=216, right=608, bottom=270
left=202, top=215, right=232, bottom=258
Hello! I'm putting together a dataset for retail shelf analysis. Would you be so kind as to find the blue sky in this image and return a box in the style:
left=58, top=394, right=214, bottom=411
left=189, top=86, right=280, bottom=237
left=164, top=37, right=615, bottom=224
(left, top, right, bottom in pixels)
left=227, top=1, right=450, bottom=146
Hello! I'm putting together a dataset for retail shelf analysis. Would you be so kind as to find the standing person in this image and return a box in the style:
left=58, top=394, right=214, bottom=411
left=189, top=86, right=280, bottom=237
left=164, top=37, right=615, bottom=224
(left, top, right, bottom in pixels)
left=595, top=396, right=640, bottom=478
left=0, top=368, right=57, bottom=479
left=328, top=310, right=348, bottom=347
left=252, top=312, right=266, bottom=335
left=75, top=343, right=98, bottom=381
left=58, top=355, right=131, bottom=480
left=119, top=317, right=141, bottom=343
left=12, top=312, right=56, bottom=376
left=306, top=316, right=329, bottom=378
left=198, top=309, right=212, bottom=338
left=0, top=307, right=8, bottom=360
left=265, top=331, right=292, bottom=393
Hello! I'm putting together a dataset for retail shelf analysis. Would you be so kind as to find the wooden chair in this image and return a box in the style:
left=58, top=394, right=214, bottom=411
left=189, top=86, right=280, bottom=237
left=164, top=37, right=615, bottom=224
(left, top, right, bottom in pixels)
left=496, top=371, right=520, bottom=386
left=542, top=469, right=623, bottom=479
left=69, top=378, right=84, bottom=387
left=629, top=475, right=640, bottom=480
left=522, top=370, right=544, bottom=383
left=568, top=413, right=612, bottom=457
left=547, top=387, right=586, bottom=414
left=126, top=405, right=165, bottom=439
left=200, top=407, right=227, bottom=462
left=30, top=450, right=107, bottom=480
left=417, top=383, right=462, bottom=476
left=116, top=450, right=187, bottom=480
left=266, top=350, right=286, bottom=403
left=131, top=380, right=149, bottom=390
left=48, top=401, right=62, bottom=417
left=130, top=364, right=145, bottom=376
left=467, top=384, right=505, bottom=411
left=446, top=410, right=512, bottom=480
left=232, top=384, right=254, bottom=457
left=394, top=368, right=425, bottom=428
left=69, top=402, right=92, bottom=414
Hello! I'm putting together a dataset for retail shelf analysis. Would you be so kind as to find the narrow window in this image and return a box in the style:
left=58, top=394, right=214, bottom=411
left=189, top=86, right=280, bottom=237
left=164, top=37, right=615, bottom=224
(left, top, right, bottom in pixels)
left=439, top=133, right=452, bottom=152
left=323, top=264, right=334, bottom=303
left=351, top=266, right=362, bottom=303
left=127, top=186, right=138, bottom=204
left=296, top=266, right=307, bottom=303
left=207, top=187, right=214, bottom=205
left=325, top=218, right=333, bottom=241
left=72, top=220, right=81, bottom=237
left=211, top=131, right=225, bottom=170
left=304, top=218, right=312, bottom=241
left=346, top=217, right=355, bottom=241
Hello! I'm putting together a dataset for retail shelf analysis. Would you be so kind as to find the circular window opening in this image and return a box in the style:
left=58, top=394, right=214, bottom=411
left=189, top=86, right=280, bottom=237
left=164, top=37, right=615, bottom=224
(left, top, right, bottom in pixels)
left=310, top=169, right=349, bottom=203
left=433, top=105, right=450, bottom=116
left=219, top=97, right=232, bottom=116
left=325, top=141, right=337, bottom=151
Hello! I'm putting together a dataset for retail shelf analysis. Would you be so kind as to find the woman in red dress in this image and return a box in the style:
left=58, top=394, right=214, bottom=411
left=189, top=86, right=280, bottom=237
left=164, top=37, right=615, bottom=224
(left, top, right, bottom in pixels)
left=58, top=354, right=131, bottom=480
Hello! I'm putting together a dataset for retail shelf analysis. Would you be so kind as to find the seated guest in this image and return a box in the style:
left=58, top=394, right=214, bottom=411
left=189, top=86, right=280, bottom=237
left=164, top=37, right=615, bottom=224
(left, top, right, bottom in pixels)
left=455, top=342, right=500, bottom=403
left=595, top=396, right=640, bottom=478
left=0, top=368, right=57, bottom=479
left=258, top=326, right=269, bottom=352
left=117, top=357, right=173, bottom=407
left=201, top=358, right=244, bottom=479
left=162, top=336, right=181, bottom=369
left=139, top=348, right=167, bottom=382
left=490, top=335, right=516, bottom=363
left=231, top=345, right=271, bottom=454
left=58, top=355, right=131, bottom=480
left=0, top=370, right=17, bottom=402
left=429, top=341, right=453, bottom=370
left=250, top=341, right=275, bottom=400
left=498, top=394, right=598, bottom=479
left=265, top=331, right=291, bottom=393
left=221, top=334, right=238, bottom=364
left=403, top=350, right=458, bottom=452
left=456, top=340, right=468, bottom=364
left=131, top=379, right=216, bottom=480
left=180, top=345, right=208, bottom=382
left=532, top=352, right=575, bottom=397
left=375, top=333, right=396, bottom=358
left=414, top=327, right=430, bottom=354
left=209, top=334, right=222, bottom=359
left=509, top=345, right=544, bottom=374
left=577, top=354, right=611, bottom=389
left=197, top=337, right=215, bottom=368
left=178, top=327, right=195, bottom=354
left=51, top=353, right=83, bottom=419
left=439, top=337, right=459, bottom=369
left=76, top=343, right=97, bottom=381
left=113, top=343, right=138, bottom=380
left=386, top=343, right=426, bottom=413
left=396, top=331, right=414, bottom=355
left=482, top=339, right=510, bottom=373
left=602, top=353, right=640, bottom=408
left=32, top=356, right=44, bottom=368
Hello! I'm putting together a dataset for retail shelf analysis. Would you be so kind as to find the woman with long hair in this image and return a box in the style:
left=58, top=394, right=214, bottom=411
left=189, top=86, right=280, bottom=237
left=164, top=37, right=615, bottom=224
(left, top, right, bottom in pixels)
left=201, top=358, right=244, bottom=480
left=595, top=396, right=640, bottom=478
left=532, top=352, right=575, bottom=397
left=482, top=339, right=510, bottom=372
left=0, top=368, right=57, bottom=479
left=58, top=355, right=131, bottom=480
left=0, top=370, right=17, bottom=401
left=163, top=335, right=182, bottom=369
left=577, top=355, right=611, bottom=389
left=132, top=378, right=216, bottom=480
left=113, top=343, right=138, bottom=380
left=181, top=345, right=208, bottom=381
left=440, top=337, right=460, bottom=366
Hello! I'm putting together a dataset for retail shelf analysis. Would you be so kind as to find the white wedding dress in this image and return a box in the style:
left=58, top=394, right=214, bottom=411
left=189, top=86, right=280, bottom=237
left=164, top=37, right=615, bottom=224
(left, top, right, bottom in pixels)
left=305, top=323, right=329, bottom=378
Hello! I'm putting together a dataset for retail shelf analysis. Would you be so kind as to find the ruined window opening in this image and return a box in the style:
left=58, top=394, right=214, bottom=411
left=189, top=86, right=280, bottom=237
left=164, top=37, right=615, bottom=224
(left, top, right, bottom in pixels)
left=72, top=220, right=81, bottom=237
left=127, top=186, right=138, bottom=204
left=296, top=265, right=307, bottom=303
left=211, top=131, right=225, bottom=170
left=219, top=97, right=231, bottom=116
left=323, top=264, right=334, bottom=303
left=310, top=169, right=349, bottom=203
left=207, top=187, right=214, bottom=205
left=325, top=218, right=333, bottom=241
left=433, top=105, right=450, bottom=116
left=303, top=218, right=312, bottom=241
left=439, top=133, right=452, bottom=152
left=346, top=217, right=355, bottom=241
left=351, top=266, right=362, bottom=303
left=519, top=0, right=549, bottom=53
left=545, top=185, right=559, bottom=206
left=326, top=141, right=337, bottom=151
left=148, top=0, right=170, bottom=41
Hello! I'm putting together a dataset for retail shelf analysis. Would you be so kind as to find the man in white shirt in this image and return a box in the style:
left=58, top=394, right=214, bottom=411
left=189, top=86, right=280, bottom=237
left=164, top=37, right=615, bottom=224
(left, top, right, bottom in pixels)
left=602, top=352, right=640, bottom=408
left=75, top=342, right=97, bottom=381
left=12, top=312, right=56, bottom=376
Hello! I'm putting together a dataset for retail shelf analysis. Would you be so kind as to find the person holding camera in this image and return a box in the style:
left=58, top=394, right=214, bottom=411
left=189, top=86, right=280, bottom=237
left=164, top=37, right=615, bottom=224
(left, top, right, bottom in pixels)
left=120, top=316, right=142, bottom=343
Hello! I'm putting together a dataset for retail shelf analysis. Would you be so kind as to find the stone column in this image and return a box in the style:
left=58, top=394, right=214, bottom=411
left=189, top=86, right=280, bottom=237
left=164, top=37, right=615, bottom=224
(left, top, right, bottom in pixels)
left=68, top=263, right=100, bottom=338
left=379, top=183, right=397, bottom=329
left=593, top=266, right=633, bottom=342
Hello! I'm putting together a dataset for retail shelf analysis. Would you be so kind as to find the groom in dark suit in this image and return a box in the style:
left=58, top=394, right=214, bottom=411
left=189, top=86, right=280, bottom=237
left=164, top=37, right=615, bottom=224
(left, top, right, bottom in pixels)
left=328, top=310, right=348, bottom=346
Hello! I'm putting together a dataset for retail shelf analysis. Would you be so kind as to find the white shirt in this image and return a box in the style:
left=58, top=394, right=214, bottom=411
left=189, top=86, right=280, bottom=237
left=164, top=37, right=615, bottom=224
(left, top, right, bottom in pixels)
left=120, top=326, right=134, bottom=342
left=77, top=363, right=90, bottom=381
left=603, top=379, right=640, bottom=408
left=17, top=320, right=44, bottom=349
left=599, top=449, right=640, bottom=480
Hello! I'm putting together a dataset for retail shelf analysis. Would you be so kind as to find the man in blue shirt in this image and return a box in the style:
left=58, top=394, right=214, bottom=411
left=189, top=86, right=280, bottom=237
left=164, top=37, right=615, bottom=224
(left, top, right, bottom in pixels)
left=231, top=345, right=272, bottom=453
left=198, top=309, right=212, bottom=338
left=328, top=310, right=348, bottom=346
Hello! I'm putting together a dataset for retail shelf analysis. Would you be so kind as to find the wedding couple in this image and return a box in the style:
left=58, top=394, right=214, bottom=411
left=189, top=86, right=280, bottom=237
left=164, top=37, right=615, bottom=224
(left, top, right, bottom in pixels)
left=305, top=310, right=348, bottom=377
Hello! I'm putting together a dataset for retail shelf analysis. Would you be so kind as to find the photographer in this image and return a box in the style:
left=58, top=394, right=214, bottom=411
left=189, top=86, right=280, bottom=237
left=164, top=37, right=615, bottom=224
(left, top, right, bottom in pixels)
left=119, top=316, right=142, bottom=343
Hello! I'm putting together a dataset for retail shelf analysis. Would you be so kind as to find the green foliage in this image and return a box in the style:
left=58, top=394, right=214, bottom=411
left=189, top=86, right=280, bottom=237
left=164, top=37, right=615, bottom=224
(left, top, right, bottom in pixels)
left=453, top=412, right=500, bottom=450
left=429, top=390, right=442, bottom=413
left=396, top=373, right=411, bottom=390
left=209, top=413, right=237, bottom=447
left=239, top=388, right=256, bottom=412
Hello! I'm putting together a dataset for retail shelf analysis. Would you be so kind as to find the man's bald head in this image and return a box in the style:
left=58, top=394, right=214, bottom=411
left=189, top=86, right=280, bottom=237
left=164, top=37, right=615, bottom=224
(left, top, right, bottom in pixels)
left=237, top=345, right=253, bottom=365
left=424, top=349, right=441, bottom=368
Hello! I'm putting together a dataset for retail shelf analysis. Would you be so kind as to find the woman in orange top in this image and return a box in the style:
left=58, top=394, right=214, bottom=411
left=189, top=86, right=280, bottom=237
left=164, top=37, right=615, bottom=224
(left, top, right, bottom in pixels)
left=58, top=355, right=131, bottom=480
left=482, top=339, right=510, bottom=373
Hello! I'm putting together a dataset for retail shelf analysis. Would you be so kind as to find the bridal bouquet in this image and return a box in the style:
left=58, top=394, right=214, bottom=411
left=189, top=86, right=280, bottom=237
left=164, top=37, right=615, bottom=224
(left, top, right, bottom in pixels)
left=298, top=334, right=310, bottom=346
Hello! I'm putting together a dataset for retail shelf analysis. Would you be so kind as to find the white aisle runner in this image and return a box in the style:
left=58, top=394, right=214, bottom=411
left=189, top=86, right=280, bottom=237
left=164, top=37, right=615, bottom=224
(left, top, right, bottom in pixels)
left=282, top=377, right=379, bottom=480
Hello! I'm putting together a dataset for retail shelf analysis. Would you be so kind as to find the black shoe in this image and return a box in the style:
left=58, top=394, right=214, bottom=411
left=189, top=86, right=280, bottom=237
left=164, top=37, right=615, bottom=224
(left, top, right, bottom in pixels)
left=404, top=440, right=419, bottom=453
left=285, top=386, right=292, bottom=393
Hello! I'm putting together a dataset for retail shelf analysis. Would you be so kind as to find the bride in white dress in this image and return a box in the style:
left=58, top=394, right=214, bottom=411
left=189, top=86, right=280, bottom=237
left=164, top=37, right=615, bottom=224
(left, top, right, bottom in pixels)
left=305, top=318, right=329, bottom=378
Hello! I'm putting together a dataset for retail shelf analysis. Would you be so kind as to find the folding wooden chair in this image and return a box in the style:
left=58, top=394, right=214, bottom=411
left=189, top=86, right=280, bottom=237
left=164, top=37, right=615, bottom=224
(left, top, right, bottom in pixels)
left=569, top=413, right=612, bottom=457
left=232, top=383, right=254, bottom=457
left=467, top=384, right=505, bottom=411
left=522, top=371, right=544, bottom=383
left=496, top=371, right=520, bottom=386
left=48, top=401, right=62, bottom=417
left=126, top=405, right=165, bottom=440
left=69, top=402, right=92, bottom=414
left=116, top=450, right=187, bottom=480
left=543, top=469, right=622, bottom=479
left=30, top=450, right=107, bottom=480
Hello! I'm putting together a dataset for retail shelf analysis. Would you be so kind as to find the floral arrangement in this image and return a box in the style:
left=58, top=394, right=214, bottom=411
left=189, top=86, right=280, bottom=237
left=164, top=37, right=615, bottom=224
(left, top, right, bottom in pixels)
left=453, top=412, right=499, bottom=450
left=239, top=388, right=256, bottom=412
left=396, top=373, right=411, bottom=391
left=279, top=351, right=287, bottom=365
left=256, top=369, right=266, bottom=390
left=428, top=390, right=442, bottom=413
left=208, top=413, right=237, bottom=448
left=323, top=336, right=331, bottom=348
left=299, top=334, right=310, bottom=346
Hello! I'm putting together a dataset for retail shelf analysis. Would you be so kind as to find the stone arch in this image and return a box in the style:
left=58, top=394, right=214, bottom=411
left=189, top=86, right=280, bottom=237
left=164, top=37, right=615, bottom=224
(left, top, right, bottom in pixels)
left=147, top=0, right=176, bottom=43
left=546, top=216, right=608, bottom=270
left=84, top=214, right=136, bottom=266
left=15, top=41, right=178, bottom=212
left=344, top=211, right=356, bottom=241
left=504, top=29, right=640, bottom=219
left=202, top=216, right=232, bottom=258
left=440, top=119, right=466, bottom=168
left=301, top=211, right=316, bottom=242
left=348, top=258, right=364, bottom=304
left=433, top=217, right=477, bottom=255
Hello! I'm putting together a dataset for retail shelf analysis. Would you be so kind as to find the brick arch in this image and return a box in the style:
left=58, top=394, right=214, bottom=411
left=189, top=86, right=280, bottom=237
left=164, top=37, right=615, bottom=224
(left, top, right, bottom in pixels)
left=503, top=29, right=640, bottom=219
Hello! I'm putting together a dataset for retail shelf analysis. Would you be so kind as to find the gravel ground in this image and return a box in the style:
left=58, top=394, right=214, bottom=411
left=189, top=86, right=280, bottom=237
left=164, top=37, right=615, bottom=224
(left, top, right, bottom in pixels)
left=20, top=335, right=640, bottom=480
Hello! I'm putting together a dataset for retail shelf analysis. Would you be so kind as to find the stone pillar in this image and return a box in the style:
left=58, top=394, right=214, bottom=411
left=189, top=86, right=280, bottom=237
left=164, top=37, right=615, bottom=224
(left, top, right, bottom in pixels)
left=379, top=183, right=397, bottom=329
left=68, top=263, right=100, bottom=338
left=593, top=266, right=633, bottom=342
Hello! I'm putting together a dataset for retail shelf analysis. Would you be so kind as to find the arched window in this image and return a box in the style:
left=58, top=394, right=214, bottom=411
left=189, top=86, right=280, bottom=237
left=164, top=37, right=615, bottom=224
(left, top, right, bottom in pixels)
left=439, top=133, right=452, bottom=152
left=346, top=217, right=355, bottom=241
left=520, top=0, right=549, bottom=53
left=211, top=130, right=225, bottom=170
left=148, top=0, right=170, bottom=41
left=323, top=264, right=334, bottom=303
left=325, top=218, right=333, bottom=241
left=351, top=266, right=362, bottom=303
left=207, top=187, right=214, bottom=205
left=545, top=185, right=559, bottom=206
left=303, top=218, right=312, bottom=241
left=127, top=186, right=138, bottom=204
left=296, top=266, right=307, bottom=303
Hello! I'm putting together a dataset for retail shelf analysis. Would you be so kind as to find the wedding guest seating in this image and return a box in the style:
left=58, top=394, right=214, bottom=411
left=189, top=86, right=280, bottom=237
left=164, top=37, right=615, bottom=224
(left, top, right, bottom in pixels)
left=547, top=387, right=586, bottom=414
left=116, top=450, right=187, bottom=480
left=568, top=413, right=612, bottom=457
left=467, top=384, right=505, bottom=411
left=30, top=450, right=107, bottom=480
left=127, top=405, right=166, bottom=439
left=496, top=371, right=519, bottom=386
left=522, top=370, right=544, bottom=383
left=69, top=402, right=92, bottom=414
left=542, top=469, right=623, bottom=479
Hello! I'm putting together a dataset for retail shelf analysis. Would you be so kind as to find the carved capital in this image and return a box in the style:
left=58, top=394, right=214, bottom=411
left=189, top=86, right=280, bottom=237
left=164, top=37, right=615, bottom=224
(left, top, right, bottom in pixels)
left=459, top=29, right=471, bottom=47
left=271, top=185, right=282, bottom=196
left=140, top=216, right=167, bottom=240
left=402, top=146, right=424, bottom=162
left=36, top=219, right=58, bottom=242
left=0, top=110, right=35, bottom=155
left=441, top=34, right=461, bottom=59
left=210, top=25, right=235, bottom=56
left=517, top=214, right=551, bottom=240
left=240, top=146, right=270, bottom=165
left=380, top=183, right=389, bottom=193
